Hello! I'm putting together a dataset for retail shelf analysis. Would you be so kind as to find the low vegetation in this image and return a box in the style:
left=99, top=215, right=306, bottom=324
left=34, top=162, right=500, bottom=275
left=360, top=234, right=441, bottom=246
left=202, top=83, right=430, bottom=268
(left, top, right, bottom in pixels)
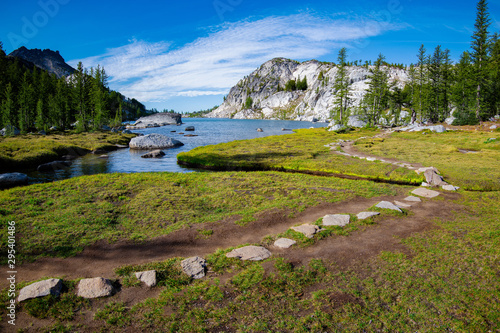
left=354, top=130, right=500, bottom=190
left=0, top=171, right=400, bottom=263
left=0, top=132, right=135, bottom=172
left=178, top=128, right=424, bottom=185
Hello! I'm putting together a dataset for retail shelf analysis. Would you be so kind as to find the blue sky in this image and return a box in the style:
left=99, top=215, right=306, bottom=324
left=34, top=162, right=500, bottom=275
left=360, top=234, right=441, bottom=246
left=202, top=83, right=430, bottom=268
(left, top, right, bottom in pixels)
left=1, top=0, right=499, bottom=112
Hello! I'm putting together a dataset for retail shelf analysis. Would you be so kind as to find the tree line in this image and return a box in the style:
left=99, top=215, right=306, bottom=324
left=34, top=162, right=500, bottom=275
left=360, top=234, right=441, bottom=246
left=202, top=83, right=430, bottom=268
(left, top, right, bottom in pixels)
left=332, top=0, right=499, bottom=126
left=0, top=45, right=147, bottom=134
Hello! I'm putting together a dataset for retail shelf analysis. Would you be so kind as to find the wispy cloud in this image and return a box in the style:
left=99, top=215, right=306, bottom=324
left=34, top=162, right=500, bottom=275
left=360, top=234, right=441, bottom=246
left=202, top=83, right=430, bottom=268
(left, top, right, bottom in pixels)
left=69, top=13, right=403, bottom=104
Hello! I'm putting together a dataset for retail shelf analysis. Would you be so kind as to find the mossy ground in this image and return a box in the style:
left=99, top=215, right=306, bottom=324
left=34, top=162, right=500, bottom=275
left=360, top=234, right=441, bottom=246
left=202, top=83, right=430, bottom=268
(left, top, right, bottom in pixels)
left=0, top=171, right=399, bottom=263
left=1, top=127, right=499, bottom=332
left=354, top=130, right=500, bottom=190
left=0, top=132, right=135, bottom=172
left=178, top=128, right=424, bottom=184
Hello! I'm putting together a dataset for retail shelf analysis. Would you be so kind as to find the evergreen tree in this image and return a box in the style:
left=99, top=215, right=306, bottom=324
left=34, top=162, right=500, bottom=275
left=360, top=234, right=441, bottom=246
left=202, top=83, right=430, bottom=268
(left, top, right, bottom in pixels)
left=452, top=51, right=478, bottom=124
left=333, top=47, right=351, bottom=124
left=35, top=99, right=46, bottom=131
left=416, top=44, right=428, bottom=122
left=470, top=0, right=491, bottom=119
left=488, top=33, right=500, bottom=115
left=362, top=53, right=389, bottom=125
left=1, top=83, right=14, bottom=130
left=18, top=72, right=35, bottom=133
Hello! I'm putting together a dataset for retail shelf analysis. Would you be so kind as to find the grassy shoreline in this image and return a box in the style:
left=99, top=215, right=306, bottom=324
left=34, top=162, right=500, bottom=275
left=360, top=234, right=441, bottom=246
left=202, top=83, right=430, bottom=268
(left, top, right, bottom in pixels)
left=0, top=132, right=136, bottom=173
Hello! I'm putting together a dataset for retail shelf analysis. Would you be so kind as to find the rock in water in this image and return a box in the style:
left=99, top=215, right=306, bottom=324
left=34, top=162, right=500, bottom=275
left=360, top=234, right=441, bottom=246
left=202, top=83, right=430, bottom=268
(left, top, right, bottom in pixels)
left=141, top=150, right=166, bottom=158
left=77, top=277, right=115, bottom=298
left=322, top=214, right=350, bottom=227
left=185, top=126, right=195, bottom=131
left=357, top=212, right=380, bottom=220
left=181, top=257, right=207, bottom=279
left=135, top=270, right=157, bottom=287
left=226, top=246, right=271, bottom=261
left=18, top=278, right=63, bottom=302
left=0, top=173, right=29, bottom=189
left=256, top=128, right=263, bottom=132
left=375, top=201, right=403, bottom=212
left=37, top=161, right=72, bottom=172
left=129, top=134, right=184, bottom=149
left=274, top=238, right=297, bottom=249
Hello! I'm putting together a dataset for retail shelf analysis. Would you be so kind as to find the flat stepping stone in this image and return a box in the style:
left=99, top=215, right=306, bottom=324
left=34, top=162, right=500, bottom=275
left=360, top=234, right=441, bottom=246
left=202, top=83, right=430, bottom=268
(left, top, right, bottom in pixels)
left=357, top=211, right=380, bottom=220
left=412, top=188, right=440, bottom=198
left=226, top=246, right=271, bottom=261
left=274, top=238, right=297, bottom=249
left=394, top=200, right=412, bottom=208
left=366, top=157, right=377, bottom=161
left=18, top=278, right=63, bottom=302
left=135, top=270, right=157, bottom=287
left=77, top=277, right=115, bottom=299
left=404, top=196, right=421, bottom=202
left=290, top=224, right=320, bottom=238
left=322, top=214, right=350, bottom=227
left=181, top=256, right=207, bottom=279
left=442, top=185, right=459, bottom=191
left=375, top=201, right=402, bottom=212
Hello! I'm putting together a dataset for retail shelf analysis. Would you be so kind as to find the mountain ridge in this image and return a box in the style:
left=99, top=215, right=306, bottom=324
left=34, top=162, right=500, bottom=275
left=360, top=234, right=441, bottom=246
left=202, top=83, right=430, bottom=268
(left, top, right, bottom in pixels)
left=8, top=46, right=76, bottom=78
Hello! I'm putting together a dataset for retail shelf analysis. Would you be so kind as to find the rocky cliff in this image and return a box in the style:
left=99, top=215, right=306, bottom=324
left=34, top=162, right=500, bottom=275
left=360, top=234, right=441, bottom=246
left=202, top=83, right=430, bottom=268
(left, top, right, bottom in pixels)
left=207, top=58, right=409, bottom=122
left=9, top=47, right=76, bottom=78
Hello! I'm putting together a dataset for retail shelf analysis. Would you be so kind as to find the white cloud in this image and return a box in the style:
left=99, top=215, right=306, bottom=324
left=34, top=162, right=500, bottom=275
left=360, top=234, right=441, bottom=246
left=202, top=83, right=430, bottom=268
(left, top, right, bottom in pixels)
left=69, top=13, right=402, bottom=104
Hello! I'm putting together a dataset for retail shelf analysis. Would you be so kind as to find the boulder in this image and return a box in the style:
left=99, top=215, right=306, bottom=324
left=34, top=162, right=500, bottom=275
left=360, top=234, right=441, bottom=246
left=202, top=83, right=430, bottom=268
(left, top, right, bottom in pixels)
left=37, top=161, right=72, bottom=172
left=347, top=115, right=367, bottom=128
left=0, top=125, right=20, bottom=136
left=442, top=184, right=459, bottom=191
left=38, top=130, right=47, bottom=135
left=490, top=125, right=498, bottom=130
left=77, top=277, right=115, bottom=299
left=328, top=124, right=345, bottom=132
left=357, top=211, right=380, bottom=220
left=129, top=134, right=184, bottom=149
left=141, top=150, right=165, bottom=158
left=101, top=125, right=111, bottom=131
left=404, top=196, right=421, bottom=202
left=322, top=214, right=350, bottom=227
left=49, top=126, right=57, bottom=131
left=0, top=173, right=29, bottom=189
left=428, top=125, right=446, bottom=133
left=411, top=187, right=440, bottom=198
left=226, top=246, right=271, bottom=261
left=375, top=201, right=402, bottom=213
left=290, top=224, right=320, bottom=238
left=273, top=238, right=297, bottom=249
left=185, top=126, right=195, bottom=131
left=181, top=257, right=207, bottom=279
left=394, top=200, right=412, bottom=208
left=424, top=169, right=448, bottom=186
left=122, top=129, right=133, bottom=134
left=111, top=128, right=119, bottom=133
left=18, top=278, right=63, bottom=302
left=135, top=270, right=157, bottom=287
left=256, top=128, right=263, bottom=132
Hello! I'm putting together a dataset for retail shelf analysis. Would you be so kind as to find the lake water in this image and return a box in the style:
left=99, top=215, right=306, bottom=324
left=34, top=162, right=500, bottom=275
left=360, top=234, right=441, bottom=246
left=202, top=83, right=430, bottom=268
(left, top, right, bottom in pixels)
left=27, top=118, right=327, bottom=184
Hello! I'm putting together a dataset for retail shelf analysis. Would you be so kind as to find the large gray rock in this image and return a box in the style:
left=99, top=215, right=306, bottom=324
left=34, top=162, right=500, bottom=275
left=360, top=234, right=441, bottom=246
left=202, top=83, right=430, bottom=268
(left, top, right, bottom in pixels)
left=18, top=278, right=63, bottom=302
left=226, top=246, right=271, bottom=261
left=375, top=201, right=402, bottom=213
left=273, top=238, right=296, bottom=249
left=290, top=224, right=320, bottom=238
left=424, top=169, right=448, bottom=186
left=185, top=126, right=195, bottom=131
left=37, top=161, right=72, bottom=172
left=328, top=124, right=345, bottom=132
left=0, top=173, right=29, bottom=189
left=141, top=150, right=165, bottom=158
left=77, top=277, right=115, bottom=298
left=347, top=115, right=367, bottom=128
left=135, top=270, right=157, bottom=287
left=442, top=184, right=459, bottom=191
left=129, top=134, right=184, bottom=149
left=445, top=116, right=456, bottom=125
left=412, top=188, right=440, bottom=198
left=128, top=113, right=182, bottom=129
left=181, top=257, right=206, bottom=279
left=322, top=214, right=350, bottom=227
left=357, top=211, right=380, bottom=220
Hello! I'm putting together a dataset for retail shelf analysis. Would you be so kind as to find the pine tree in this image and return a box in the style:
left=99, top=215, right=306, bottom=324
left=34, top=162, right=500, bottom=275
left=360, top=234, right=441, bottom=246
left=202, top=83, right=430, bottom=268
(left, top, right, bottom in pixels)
left=1, top=83, right=14, bottom=130
left=35, top=99, right=46, bottom=131
left=488, top=33, right=500, bottom=115
left=416, top=44, right=428, bottom=122
left=18, top=72, right=35, bottom=133
left=362, top=53, right=389, bottom=125
left=452, top=52, right=478, bottom=124
left=470, top=0, right=491, bottom=119
left=333, top=48, right=351, bottom=124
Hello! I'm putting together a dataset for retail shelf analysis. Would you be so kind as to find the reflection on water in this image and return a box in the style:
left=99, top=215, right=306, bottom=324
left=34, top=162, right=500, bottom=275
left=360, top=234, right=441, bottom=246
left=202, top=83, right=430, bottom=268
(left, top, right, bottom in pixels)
left=27, top=118, right=327, bottom=184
